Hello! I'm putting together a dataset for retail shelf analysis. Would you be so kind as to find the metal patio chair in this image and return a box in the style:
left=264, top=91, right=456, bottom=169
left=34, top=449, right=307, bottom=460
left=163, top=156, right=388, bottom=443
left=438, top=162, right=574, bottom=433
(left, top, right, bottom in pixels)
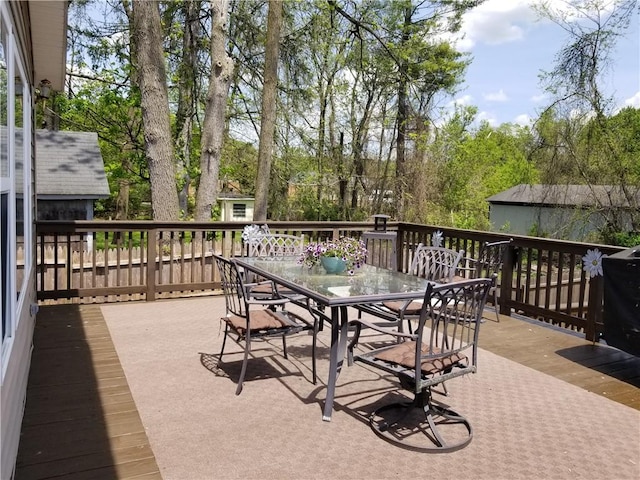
left=244, top=232, right=306, bottom=302
left=213, top=254, right=319, bottom=393
left=348, top=276, right=495, bottom=452
left=455, top=238, right=513, bottom=322
left=355, top=244, right=465, bottom=334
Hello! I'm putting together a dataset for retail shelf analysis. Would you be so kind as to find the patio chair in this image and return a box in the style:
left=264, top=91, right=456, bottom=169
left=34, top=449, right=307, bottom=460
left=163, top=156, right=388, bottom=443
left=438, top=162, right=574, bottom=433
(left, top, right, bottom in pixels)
left=348, top=276, right=495, bottom=452
left=455, top=238, right=513, bottom=322
left=213, top=254, right=319, bottom=394
left=244, top=233, right=305, bottom=302
left=355, top=244, right=464, bottom=334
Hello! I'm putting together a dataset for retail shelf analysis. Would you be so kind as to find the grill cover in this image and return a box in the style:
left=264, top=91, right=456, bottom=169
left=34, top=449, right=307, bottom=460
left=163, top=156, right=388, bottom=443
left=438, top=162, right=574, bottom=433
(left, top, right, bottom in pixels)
left=602, top=246, right=640, bottom=356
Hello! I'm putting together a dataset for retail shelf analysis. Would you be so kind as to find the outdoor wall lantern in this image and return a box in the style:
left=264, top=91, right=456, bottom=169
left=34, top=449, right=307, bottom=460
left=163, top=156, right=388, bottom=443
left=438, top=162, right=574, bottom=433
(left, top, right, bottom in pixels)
left=37, top=79, right=51, bottom=99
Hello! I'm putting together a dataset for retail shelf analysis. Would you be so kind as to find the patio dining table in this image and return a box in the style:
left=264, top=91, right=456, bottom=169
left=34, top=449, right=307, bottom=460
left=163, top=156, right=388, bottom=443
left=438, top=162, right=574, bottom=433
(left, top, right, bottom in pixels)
left=234, top=256, right=430, bottom=421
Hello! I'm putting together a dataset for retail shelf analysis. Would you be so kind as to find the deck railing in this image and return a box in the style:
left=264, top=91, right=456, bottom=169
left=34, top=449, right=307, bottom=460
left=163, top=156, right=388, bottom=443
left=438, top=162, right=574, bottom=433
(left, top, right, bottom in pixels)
left=35, top=220, right=624, bottom=342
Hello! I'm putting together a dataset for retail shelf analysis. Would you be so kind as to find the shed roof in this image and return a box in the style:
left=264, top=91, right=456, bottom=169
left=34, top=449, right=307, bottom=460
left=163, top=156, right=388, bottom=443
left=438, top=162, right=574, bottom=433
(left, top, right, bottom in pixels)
left=36, top=129, right=110, bottom=199
left=487, top=184, right=639, bottom=208
left=217, top=192, right=254, bottom=201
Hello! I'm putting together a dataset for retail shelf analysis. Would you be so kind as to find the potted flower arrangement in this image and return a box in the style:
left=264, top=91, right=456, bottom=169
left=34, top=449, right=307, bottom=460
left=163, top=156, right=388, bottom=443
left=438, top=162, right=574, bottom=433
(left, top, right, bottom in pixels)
left=298, top=237, right=368, bottom=275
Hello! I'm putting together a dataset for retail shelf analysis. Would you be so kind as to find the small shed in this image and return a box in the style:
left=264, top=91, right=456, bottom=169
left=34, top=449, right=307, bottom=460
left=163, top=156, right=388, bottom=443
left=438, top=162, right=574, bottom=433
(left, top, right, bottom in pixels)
left=487, top=184, right=638, bottom=241
left=217, top=193, right=255, bottom=222
left=36, top=129, right=110, bottom=220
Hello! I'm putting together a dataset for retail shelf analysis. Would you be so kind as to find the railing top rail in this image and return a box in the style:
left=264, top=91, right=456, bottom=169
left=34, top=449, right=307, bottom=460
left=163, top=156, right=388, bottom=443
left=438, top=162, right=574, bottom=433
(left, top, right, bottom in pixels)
left=397, top=223, right=625, bottom=256
left=36, top=220, right=395, bottom=232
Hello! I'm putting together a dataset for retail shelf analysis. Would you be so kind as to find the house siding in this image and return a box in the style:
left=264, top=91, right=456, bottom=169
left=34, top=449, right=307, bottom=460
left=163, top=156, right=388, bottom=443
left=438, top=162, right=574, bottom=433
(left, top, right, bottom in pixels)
left=1, top=282, right=36, bottom=480
left=219, top=198, right=255, bottom=222
left=490, top=203, right=608, bottom=240
left=488, top=184, right=638, bottom=241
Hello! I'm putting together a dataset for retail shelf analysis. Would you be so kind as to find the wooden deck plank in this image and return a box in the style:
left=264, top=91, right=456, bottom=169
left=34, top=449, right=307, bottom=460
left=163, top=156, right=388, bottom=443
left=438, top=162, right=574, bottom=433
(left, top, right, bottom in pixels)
left=15, top=445, right=159, bottom=480
left=479, top=312, right=640, bottom=410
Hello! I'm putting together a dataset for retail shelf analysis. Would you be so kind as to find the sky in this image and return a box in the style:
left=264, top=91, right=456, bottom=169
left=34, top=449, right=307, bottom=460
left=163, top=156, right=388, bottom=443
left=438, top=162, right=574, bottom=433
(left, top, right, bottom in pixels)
left=447, top=0, right=640, bottom=126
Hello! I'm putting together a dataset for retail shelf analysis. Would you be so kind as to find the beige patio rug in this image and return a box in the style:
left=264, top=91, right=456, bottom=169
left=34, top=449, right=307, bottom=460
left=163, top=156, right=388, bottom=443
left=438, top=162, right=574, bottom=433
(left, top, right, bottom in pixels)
left=101, top=296, right=640, bottom=480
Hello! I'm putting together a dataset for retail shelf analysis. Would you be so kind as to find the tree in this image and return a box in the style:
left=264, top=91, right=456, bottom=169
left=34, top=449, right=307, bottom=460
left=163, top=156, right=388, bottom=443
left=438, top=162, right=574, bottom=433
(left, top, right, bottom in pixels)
left=130, top=0, right=180, bottom=220
left=533, top=0, right=639, bottom=240
left=168, top=0, right=204, bottom=216
left=253, top=0, right=283, bottom=221
left=195, top=0, right=234, bottom=221
left=327, top=0, right=477, bottom=219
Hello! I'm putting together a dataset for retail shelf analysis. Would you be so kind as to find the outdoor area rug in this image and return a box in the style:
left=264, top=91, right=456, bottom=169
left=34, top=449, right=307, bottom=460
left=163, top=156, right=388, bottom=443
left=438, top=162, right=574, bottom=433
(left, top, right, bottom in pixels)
left=102, top=296, right=640, bottom=480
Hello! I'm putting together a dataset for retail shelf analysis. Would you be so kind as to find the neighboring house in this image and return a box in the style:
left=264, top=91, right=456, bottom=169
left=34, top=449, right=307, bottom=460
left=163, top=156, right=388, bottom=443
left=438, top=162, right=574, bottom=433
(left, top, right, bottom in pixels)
left=218, top=193, right=255, bottom=222
left=36, top=129, right=110, bottom=221
left=488, top=184, right=639, bottom=241
left=1, top=2, right=68, bottom=479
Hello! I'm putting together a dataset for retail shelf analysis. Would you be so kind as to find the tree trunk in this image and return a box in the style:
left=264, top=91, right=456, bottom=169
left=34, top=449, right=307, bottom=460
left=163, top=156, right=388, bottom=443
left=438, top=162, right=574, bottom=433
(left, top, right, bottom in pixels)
left=195, top=0, right=234, bottom=221
left=394, top=5, right=411, bottom=221
left=253, top=0, right=283, bottom=221
left=175, top=0, right=202, bottom=217
left=131, top=0, right=180, bottom=221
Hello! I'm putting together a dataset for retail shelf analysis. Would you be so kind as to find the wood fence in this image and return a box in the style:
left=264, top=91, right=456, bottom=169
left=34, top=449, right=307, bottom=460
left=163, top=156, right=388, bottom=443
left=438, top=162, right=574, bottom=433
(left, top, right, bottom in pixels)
left=33, top=220, right=624, bottom=342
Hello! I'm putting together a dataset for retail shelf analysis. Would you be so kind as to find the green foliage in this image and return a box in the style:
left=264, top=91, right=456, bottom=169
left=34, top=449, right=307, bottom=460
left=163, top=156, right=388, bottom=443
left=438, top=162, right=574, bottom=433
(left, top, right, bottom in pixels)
left=60, top=0, right=636, bottom=245
left=606, top=231, right=640, bottom=248
left=411, top=109, right=539, bottom=230
left=94, top=231, right=145, bottom=250
left=220, top=137, right=259, bottom=193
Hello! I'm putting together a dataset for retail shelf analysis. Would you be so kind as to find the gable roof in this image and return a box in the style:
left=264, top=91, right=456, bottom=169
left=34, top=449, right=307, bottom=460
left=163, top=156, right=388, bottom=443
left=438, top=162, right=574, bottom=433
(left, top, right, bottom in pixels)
left=36, top=129, right=110, bottom=199
left=487, top=184, right=639, bottom=208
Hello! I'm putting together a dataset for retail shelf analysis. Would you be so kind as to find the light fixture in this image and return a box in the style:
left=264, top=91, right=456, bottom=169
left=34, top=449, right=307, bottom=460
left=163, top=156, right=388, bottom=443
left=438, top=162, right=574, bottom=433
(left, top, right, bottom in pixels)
left=38, top=79, right=51, bottom=99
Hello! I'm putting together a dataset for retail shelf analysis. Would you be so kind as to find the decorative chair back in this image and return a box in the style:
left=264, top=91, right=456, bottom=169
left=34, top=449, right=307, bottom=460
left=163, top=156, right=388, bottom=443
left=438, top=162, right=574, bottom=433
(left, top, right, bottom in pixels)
left=247, top=233, right=305, bottom=259
left=214, top=254, right=247, bottom=319
left=409, top=244, right=464, bottom=283
left=413, top=277, right=495, bottom=389
left=475, top=239, right=513, bottom=278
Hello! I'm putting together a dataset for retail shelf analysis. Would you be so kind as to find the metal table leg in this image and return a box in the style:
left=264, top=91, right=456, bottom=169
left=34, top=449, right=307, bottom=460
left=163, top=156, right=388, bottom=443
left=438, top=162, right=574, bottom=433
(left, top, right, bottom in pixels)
left=322, top=305, right=349, bottom=421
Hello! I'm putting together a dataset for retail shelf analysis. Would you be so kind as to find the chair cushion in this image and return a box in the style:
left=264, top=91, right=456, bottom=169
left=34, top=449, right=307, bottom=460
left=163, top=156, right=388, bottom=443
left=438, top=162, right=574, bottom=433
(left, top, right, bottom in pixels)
left=373, top=341, right=467, bottom=375
left=225, top=309, right=292, bottom=334
left=381, top=300, right=423, bottom=315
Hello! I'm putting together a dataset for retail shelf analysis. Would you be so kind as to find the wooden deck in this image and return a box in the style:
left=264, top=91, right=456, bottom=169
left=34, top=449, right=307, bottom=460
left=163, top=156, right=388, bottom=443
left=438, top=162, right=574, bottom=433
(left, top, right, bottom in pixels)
left=14, top=304, right=161, bottom=480
left=14, top=302, right=640, bottom=479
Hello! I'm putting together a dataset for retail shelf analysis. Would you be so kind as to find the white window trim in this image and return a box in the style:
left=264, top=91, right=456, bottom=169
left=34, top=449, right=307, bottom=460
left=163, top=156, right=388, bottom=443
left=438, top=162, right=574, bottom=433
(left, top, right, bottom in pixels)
left=1, top=13, right=31, bottom=379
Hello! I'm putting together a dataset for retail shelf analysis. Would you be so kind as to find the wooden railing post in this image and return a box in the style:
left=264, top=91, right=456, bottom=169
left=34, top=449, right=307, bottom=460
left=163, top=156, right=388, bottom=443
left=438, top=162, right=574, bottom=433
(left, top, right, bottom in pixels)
left=396, top=226, right=407, bottom=272
left=586, top=275, right=603, bottom=343
left=146, top=228, right=157, bottom=301
left=499, top=244, right=517, bottom=316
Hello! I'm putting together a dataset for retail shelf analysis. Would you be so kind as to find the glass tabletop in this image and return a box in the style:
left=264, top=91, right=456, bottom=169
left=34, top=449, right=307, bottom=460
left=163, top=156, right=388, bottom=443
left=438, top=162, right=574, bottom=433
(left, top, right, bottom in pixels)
left=236, top=257, right=430, bottom=306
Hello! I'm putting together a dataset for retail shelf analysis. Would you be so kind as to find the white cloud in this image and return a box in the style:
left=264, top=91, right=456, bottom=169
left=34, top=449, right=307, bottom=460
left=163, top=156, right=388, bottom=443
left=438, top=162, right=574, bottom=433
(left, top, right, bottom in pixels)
left=514, top=114, right=532, bottom=126
left=484, top=89, right=508, bottom=102
left=531, top=93, right=547, bottom=103
left=453, top=94, right=474, bottom=106
left=476, top=110, right=498, bottom=127
left=453, top=0, right=540, bottom=51
left=623, top=91, right=640, bottom=108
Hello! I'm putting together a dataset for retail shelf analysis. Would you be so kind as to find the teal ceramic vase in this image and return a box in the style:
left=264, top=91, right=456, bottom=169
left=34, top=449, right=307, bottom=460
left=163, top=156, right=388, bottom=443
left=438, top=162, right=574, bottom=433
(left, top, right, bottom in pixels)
left=320, top=256, right=347, bottom=274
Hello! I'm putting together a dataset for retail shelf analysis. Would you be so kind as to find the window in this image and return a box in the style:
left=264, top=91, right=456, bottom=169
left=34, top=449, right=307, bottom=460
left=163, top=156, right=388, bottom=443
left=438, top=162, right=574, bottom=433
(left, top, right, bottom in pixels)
left=232, top=203, right=246, bottom=219
left=1, top=193, right=8, bottom=342
left=1, top=12, right=32, bottom=361
left=14, top=47, right=29, bottom=302
left=1, top=15, right=9, bottom=345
